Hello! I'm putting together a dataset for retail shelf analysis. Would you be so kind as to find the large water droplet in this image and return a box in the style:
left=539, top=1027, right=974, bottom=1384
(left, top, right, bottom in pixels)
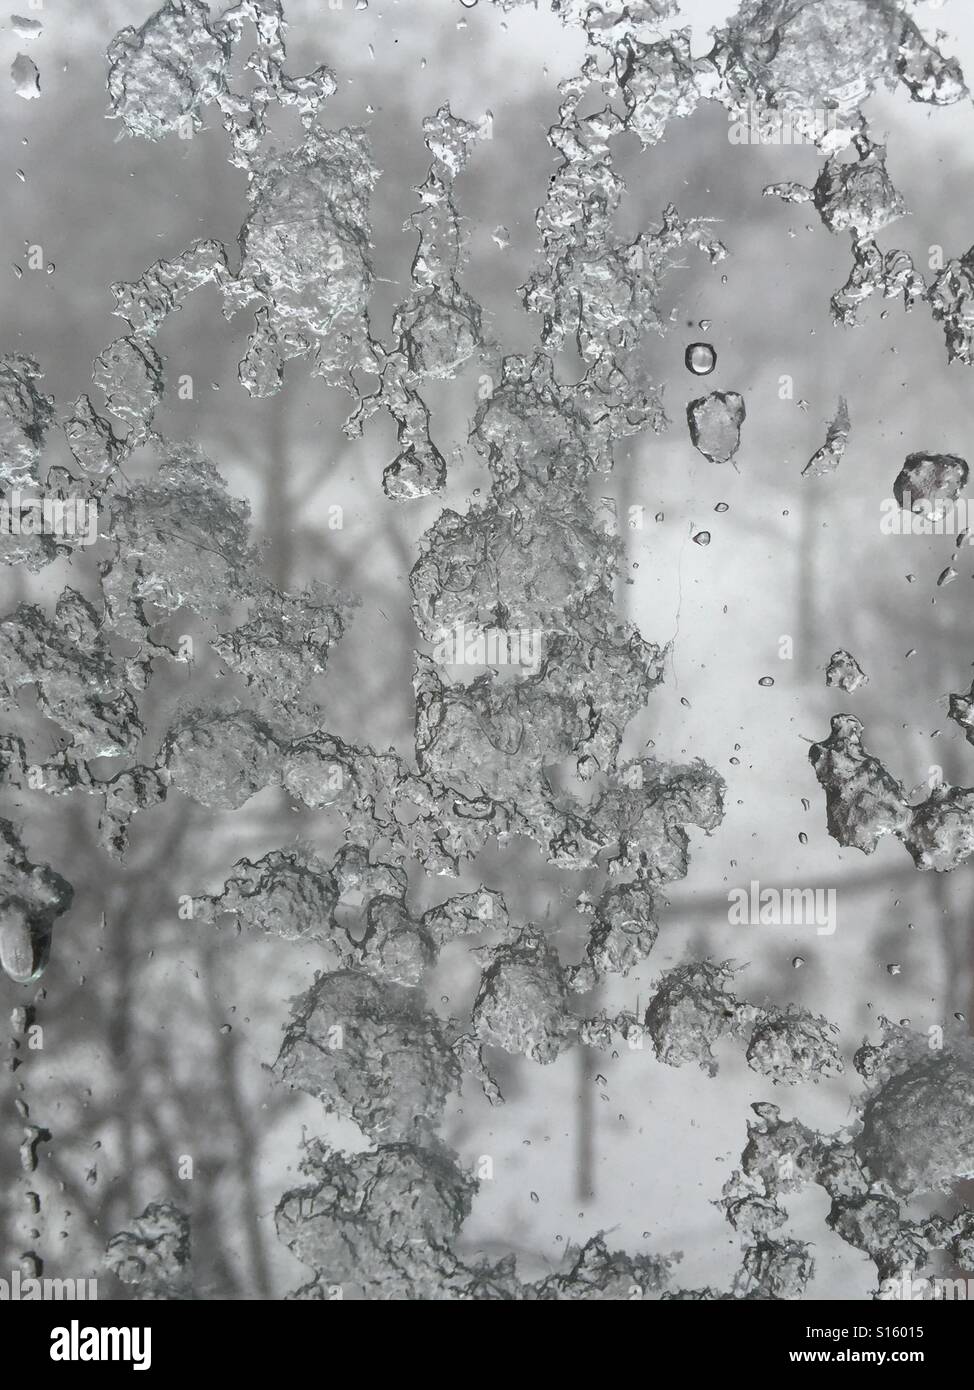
left=685, top=342, right=716, bottom=375
left=0, top=906, right=50, bottom=985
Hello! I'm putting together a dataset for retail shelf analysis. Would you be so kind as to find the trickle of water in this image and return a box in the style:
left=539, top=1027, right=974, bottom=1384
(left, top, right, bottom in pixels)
left=685, top=342, right=716, bottom=376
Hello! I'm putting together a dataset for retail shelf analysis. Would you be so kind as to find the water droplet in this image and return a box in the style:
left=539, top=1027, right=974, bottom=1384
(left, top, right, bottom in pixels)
left=529, top=1190, right=540, bottom=1203
left=792, top=956, right=805, bottom=969
left=692, top=530, right=711, bottom=546
left=798, top=832, right=808, bottom=844
left=758, top=676, right=775, bottom=687
left=887, top=963, right=902, bottom=976
left=685, top=342, right=716, bottom=376
left=714, top=502, right=729, bottom=513
left=10, top=53, right=40, bottom=101
left=0, top=908, right=49, bottom=985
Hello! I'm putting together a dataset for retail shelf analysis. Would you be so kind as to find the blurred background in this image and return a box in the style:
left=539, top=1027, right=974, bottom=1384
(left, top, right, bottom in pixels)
left=2, top=0, right=974, bottom=1299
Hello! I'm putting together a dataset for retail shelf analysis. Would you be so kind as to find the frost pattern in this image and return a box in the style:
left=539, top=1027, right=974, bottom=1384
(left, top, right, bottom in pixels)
left=2, top=0, right=973, bottom=1303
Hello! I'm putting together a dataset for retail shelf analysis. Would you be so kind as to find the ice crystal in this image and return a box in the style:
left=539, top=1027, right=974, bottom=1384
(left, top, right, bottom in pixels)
left=275, top=1139, right=476, bottom=1300
left=893, top=451, right=969, bottom=519
left=687, top=391, right=746, bottom=466
left=0, top=355, right=55, bottom=487
left=812, top=713, right=974, bottom=871
left=274, top=971, right=461, bottom=1141
left=105, top=1202, right=192, bottom=1300
left=803, top=398, right=851, bottom=478
left=825, top=648, right=868, bottom=693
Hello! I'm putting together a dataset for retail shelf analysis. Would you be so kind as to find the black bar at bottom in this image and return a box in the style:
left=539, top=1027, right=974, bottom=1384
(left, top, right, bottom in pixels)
left=0, top=1296, right=968, bottom=1375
